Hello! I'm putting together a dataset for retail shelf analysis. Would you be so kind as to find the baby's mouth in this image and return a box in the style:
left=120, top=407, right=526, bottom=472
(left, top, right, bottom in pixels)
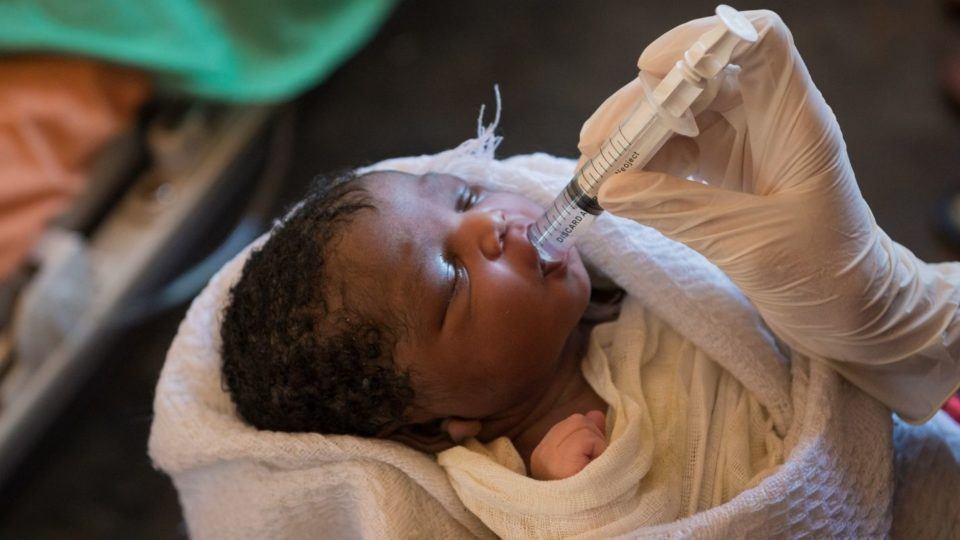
left=522, top=220, right=566, bottom=277
left=539, top=253, right=566, bottom=277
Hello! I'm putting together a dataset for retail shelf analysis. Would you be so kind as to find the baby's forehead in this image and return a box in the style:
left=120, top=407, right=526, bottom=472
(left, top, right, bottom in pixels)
left=360, top=170, right=471, bottom=197
left=331, top=173, right=450, bottom=297
left=356, top=172, right=450, bottom=226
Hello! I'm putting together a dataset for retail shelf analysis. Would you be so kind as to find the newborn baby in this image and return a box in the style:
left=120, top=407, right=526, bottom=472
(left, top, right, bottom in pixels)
left=218, top=163, right=787, bottom=538
left=220, top=169, right=612, bottom=480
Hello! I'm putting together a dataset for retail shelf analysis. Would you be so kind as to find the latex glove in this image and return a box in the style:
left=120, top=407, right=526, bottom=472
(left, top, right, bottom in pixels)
left=581, top=10, right=960, bottom=422
left=530, top=410, right=607, bottom=480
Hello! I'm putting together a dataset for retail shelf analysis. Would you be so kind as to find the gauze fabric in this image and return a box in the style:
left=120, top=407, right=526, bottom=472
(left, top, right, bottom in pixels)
left=437, top=296, right=785, bottom=538
left=581, top=10, right=960, bottom=422
left=150, top=129, right=931, bottom=537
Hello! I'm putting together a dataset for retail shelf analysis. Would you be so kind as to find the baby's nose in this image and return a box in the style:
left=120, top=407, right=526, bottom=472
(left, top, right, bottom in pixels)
left=477, top=210, right=506, bottom=260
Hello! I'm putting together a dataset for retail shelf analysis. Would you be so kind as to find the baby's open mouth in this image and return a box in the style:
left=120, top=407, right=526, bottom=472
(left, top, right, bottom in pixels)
left=524, top=220, right=567, bottom=277
left=539, top=252, right=566, bottom=277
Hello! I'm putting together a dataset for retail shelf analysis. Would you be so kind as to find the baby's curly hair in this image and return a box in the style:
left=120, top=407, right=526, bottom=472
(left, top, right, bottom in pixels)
left=220, top=172, right=414, bottom=436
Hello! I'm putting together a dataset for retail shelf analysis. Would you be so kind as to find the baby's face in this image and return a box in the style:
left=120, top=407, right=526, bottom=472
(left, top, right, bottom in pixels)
left=339, top=171, right=591, bottom=423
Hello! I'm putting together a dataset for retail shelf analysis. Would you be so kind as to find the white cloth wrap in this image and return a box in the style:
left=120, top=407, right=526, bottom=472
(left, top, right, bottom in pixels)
left=436, top=297, right=791, bottom=538
left=149, top=133, right=956, bottom=538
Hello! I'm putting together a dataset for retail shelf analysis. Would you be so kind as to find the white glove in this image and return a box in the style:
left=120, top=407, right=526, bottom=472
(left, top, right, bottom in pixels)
left=581, top=10, right=960, bottom=422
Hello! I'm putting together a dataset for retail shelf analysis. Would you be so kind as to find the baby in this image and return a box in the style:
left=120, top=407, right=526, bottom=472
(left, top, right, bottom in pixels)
left=220, top=169, right=611, bottom=480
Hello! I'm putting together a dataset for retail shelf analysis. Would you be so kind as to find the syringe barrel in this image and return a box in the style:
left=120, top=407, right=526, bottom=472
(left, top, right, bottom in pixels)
left=528, top=112, right=675, bottom=263
left=527, top=179, right=602, bottom=263
left=575, top=100, right=675, bottom=198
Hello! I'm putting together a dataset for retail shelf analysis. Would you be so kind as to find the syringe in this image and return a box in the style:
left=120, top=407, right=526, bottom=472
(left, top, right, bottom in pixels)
left=528, top=5, right=758, bottom=263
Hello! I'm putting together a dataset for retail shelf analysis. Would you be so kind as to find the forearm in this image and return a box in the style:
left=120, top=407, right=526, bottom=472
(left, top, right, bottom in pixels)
left=815, top=243, right=960, bottom=423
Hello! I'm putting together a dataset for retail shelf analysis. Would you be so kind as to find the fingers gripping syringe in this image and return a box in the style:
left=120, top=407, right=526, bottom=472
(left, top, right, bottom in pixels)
left=527, top=5, right=758, bottom=263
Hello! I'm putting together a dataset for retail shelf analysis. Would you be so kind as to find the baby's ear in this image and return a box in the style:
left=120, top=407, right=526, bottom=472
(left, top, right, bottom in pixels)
left=441, top=417, right=482, bottom=443
left=385, top=417, right=481, bottom=453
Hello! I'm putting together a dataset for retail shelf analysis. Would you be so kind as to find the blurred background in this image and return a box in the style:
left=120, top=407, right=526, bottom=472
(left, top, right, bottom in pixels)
left=0, top=0, right=957, bottom=537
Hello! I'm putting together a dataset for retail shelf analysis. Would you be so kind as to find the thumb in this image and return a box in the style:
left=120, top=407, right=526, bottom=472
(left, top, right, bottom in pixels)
left=584, top=410, right=608, bottom=459
left=585, top=410, right=606, bottom=435
left=637, top=15, right=718, bottom=77
left=598, top=170, right=758, bottom=252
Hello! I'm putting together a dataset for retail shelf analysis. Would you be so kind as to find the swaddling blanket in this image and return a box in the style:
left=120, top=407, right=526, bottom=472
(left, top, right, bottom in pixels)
left=149, top=128, right=894, bottom=538
left=437, top=297, right=786, bottom=538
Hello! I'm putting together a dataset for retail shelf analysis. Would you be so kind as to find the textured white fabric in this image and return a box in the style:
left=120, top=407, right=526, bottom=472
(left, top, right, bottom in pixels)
left=891, top=412, right=960, bottom=537
left=437, top=298, right=785, bottom=538
left=149, top=130, right=948, bottom=538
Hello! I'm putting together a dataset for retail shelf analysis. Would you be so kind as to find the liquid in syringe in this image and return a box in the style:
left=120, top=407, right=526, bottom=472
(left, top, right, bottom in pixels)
left=527, top=4, right=758, bottom=263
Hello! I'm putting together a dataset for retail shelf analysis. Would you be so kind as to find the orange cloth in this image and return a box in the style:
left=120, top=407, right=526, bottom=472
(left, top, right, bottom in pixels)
left=0, top=55, right=150, bottom=282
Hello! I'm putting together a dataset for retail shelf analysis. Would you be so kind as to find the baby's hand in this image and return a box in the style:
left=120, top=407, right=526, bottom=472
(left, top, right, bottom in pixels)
left=530, top=410, right=607, bottom=481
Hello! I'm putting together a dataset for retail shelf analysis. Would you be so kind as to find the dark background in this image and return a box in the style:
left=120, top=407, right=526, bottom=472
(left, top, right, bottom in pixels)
left=1, top=1, right=958, bottom=537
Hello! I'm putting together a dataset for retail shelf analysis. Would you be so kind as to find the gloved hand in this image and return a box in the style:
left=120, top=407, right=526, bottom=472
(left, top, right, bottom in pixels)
left=580, top=10, right=960, bottom=421
left=530, top=410, right=607, bottom=480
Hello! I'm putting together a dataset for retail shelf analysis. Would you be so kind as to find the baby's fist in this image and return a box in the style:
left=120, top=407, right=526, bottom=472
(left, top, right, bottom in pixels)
left=530, top=410, right=607, bottom=480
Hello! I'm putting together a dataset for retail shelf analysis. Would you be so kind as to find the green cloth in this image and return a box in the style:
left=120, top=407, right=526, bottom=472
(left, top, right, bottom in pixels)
left=0, top=0, right=395, bottom=102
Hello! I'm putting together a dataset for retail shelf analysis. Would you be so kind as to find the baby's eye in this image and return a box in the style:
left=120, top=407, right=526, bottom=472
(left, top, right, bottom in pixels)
left=455, top=186, right=483, bottom=212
